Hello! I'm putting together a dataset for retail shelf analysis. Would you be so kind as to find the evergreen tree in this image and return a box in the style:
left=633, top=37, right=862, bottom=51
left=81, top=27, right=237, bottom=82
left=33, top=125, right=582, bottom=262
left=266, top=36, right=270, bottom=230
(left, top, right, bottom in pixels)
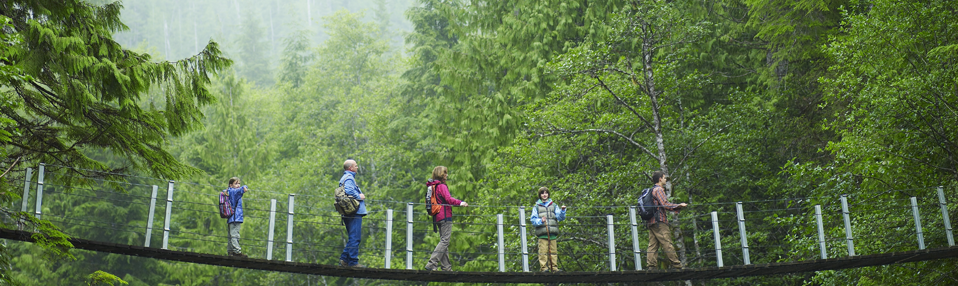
left=0, top=0, right=232, bottom=179
left=235, top=11, right=272, bottom=86
left=276, top=31, right=313, bottom=88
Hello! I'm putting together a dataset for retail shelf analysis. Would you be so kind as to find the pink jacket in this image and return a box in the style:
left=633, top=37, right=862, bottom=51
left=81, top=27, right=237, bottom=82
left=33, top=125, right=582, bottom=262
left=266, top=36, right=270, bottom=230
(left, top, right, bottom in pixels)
left=427, top=180, right=462, bottom=222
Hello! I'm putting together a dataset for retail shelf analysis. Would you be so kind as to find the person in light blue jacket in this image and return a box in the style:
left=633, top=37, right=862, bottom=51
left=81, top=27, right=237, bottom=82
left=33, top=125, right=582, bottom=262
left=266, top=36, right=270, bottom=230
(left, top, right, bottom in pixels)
left=530, top=187, right=566, bottom=272
left=225, top=177, right=249, bottom=258
left=339, top=159, right=367, bottom=267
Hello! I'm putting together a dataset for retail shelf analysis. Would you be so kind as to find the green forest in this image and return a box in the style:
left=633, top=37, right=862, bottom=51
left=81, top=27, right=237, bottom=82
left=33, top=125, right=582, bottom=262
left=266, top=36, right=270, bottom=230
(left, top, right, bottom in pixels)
left=1, top=0, right=957, bottom=285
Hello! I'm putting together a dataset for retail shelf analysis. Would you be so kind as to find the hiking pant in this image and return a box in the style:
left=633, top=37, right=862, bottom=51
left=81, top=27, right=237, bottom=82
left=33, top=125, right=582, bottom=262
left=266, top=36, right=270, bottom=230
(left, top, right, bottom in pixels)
left=425, top=220, right=453, bottom=271
left=228, top=222, right=243, bottom=255
left=647, top=222, right=682, bottom=268
left=340, top=215, right=363, bottom=266
left=537, top=238, right=559, bottom=271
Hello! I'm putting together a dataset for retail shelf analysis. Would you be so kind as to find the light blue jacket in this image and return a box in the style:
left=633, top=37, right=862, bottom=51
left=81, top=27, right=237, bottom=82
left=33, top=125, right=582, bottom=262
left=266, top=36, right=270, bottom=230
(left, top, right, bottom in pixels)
left=226, top=186, right=246, bottom=223
left=340, top=170, right=367, bottom=215
left=530, top=199, right=566, bottom=226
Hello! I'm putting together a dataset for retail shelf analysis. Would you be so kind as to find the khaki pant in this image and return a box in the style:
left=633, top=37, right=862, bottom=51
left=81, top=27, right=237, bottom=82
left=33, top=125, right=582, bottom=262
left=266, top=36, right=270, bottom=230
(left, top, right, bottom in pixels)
left=647, top=222, right=681, bottom=268
left=425, top=220, right=453, bottom=271
left=537, top=238, right=558, bottom=271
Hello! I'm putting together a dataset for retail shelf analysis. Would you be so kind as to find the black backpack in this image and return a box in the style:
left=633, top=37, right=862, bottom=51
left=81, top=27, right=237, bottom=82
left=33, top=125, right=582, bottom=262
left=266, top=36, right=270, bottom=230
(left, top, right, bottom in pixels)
left=637, top=186, right=658, bottom=220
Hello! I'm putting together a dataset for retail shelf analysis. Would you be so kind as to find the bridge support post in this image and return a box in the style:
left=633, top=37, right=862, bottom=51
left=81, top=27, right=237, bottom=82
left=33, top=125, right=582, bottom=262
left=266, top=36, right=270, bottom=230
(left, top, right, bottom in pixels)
left=629, top=206, right=642, bottom=270
left=406, top=203, right=413, bottom=270
left=18, top=167, right=32, bottom=230
left=497, top=214, right=505, bottom=272
left=145, top=185, right=158, bottom=247
left=607, top=214, right=616, bottom=271
left=841, top=195, right=855, bottom=256
left=815, top=205, right=827, bottom=259
left=938, top=186, right=954, bottom=246
left=162, top=180, right=174, bottom=250
left=20, top=167, right=32, bottom=213
left=286, top=194, right=295, bottom=262
left=34, top=164, right=44, bottom=220
left=711, top=211, right=723, bottom=267
left=267, top=199, right=277, bottom=260
left=519, top=206, right=529, bottom=272
left=911, top=197, right=925, bottom=250
left=385, top=209, right=393, bottom=268
left=736, top=202, right=750, bottom=265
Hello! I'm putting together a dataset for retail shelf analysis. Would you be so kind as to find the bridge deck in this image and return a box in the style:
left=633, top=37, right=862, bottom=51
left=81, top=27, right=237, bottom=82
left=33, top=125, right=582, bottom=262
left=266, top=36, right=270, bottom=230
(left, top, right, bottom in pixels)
left=1, top=228, right=955, bottom=283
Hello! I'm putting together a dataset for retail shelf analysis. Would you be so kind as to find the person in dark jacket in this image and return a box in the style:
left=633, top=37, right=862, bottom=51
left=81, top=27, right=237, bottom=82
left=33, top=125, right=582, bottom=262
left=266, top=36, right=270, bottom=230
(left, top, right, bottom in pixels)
left=424, top=166, right=468, bottom=271
left=530, top=187, right=566, bottom=272
left=646, top=171, right=687, bottom=269
left=225, top=177, right=249, bottom=258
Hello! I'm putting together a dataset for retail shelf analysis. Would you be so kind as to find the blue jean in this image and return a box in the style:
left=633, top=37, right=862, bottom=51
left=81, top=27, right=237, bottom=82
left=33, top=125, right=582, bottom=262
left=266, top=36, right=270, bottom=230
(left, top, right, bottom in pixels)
left=340, top=215, right=363, bottom=265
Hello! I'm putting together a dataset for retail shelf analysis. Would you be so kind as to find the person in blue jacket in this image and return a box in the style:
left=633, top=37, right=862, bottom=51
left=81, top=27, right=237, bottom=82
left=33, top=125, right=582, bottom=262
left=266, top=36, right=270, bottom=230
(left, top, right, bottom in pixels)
left=225, top=177, right=249, bottom=258
left=339, top=159, right=367, bottom=267
left=530, top=187, right=566, bottom=272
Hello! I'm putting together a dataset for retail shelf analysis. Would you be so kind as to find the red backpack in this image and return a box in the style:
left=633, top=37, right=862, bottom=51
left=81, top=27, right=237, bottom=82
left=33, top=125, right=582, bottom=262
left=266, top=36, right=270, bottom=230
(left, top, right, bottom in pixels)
left=219, top=190, right=235, bottom=218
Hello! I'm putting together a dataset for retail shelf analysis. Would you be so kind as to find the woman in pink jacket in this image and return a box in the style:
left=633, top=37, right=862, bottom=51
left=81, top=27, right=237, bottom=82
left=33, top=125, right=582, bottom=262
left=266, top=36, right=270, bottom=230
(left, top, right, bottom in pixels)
left=424, top=166, right=468, bottom=271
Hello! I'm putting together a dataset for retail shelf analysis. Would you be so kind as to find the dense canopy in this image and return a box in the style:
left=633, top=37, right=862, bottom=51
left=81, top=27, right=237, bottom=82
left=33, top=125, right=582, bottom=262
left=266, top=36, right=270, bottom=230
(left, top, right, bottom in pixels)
left=0, top=0, right=955, bottom=285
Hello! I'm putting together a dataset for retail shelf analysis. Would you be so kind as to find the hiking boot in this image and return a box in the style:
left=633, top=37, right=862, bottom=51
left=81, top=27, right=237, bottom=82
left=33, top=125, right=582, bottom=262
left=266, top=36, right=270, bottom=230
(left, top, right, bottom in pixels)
left=424, top=265, right=437, bottom=271
left=339, top=260, right=348, bottom=267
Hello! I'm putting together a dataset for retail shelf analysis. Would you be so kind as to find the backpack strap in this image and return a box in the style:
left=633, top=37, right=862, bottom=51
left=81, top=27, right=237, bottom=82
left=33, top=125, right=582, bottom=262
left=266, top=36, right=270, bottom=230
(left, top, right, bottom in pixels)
left=435, top=184, right=447, bottom=206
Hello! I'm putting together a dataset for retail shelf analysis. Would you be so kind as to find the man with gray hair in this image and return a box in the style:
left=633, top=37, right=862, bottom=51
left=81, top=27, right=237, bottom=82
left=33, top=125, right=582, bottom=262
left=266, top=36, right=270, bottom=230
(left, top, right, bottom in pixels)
left=339, top=159, right=367, bottom=267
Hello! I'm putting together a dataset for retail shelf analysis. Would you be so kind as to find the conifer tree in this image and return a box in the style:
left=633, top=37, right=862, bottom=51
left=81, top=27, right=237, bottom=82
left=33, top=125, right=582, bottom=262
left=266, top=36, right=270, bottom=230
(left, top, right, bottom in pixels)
left=0, top=0, right=231, bottom=179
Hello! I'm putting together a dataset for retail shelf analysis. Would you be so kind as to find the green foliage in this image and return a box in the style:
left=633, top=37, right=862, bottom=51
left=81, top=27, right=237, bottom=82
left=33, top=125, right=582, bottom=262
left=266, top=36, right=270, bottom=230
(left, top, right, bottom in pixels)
left=276, top=31, right=313, bottom=89
left=787, top=0, right=958, bottom=283
left=0, top=0, right=232, bottom=179
left=234, top=11, right=273, bottom=86
left=87, top=270, right=128, bottom=286
left=4, top=0, right=958, bottom=284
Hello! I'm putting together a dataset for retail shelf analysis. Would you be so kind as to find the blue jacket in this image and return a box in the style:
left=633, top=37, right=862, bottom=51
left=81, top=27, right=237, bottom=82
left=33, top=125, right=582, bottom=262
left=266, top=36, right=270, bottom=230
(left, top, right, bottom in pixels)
left=340, top=171, right=367, bottom=215
left=226, top=185, right=247, bottom=223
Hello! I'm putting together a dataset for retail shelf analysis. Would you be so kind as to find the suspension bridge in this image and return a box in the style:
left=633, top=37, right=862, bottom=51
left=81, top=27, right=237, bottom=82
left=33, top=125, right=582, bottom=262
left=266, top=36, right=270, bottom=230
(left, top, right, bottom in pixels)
left=3, top=163, right=957, bottom=283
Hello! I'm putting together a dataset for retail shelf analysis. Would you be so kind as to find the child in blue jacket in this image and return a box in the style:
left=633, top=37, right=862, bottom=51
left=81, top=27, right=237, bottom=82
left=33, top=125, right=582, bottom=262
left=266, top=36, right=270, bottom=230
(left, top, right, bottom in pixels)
left=530, top=187, right=566, bottom=272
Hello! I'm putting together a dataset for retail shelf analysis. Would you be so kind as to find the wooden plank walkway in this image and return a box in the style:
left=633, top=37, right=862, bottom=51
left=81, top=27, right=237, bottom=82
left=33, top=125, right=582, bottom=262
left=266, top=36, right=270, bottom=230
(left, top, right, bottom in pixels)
left=1, top=228, right=955, bottom=283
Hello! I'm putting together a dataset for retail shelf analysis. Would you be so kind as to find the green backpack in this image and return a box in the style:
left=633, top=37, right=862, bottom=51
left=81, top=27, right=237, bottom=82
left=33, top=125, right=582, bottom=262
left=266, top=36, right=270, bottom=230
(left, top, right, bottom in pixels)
left=334, top=178, right=359, bottom=216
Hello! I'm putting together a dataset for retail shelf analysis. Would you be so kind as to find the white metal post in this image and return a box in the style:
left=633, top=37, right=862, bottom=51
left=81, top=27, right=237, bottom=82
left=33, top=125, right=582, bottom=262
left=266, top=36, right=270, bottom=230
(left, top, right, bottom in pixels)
left=286, top=194, right=295, bottom=262
left=629, top=206, right=642, bottom=270
left=497, top=214, right=505, bottom=272
left=162, top=180, right=174, bottom=250
left=406, top=203, right=413, bottom=270
left=607, top=214, right=616, bottom=271
left=736, top=202, right=750, bottom=265
left=18, top=167, right=32, bottom=231
left=910, top=197, right=925, bottom=250
left=519, top=206, right=529, bottom=272
left=711, top=211, right=723, bottom=267
left=267, top=199, right=277, bottom=260
left=20, top=167, right=32, bottom=213
left=34, top=164, right=44, bottom=219
left=815, top=205, right=827, bottom=259
left=145, top=185, right=158, bottom=247
left=938, top=186, right=954, bottom=246
left=385, top=209, right=393, bottom=269
left=841, top=195, right=855, bottom=256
